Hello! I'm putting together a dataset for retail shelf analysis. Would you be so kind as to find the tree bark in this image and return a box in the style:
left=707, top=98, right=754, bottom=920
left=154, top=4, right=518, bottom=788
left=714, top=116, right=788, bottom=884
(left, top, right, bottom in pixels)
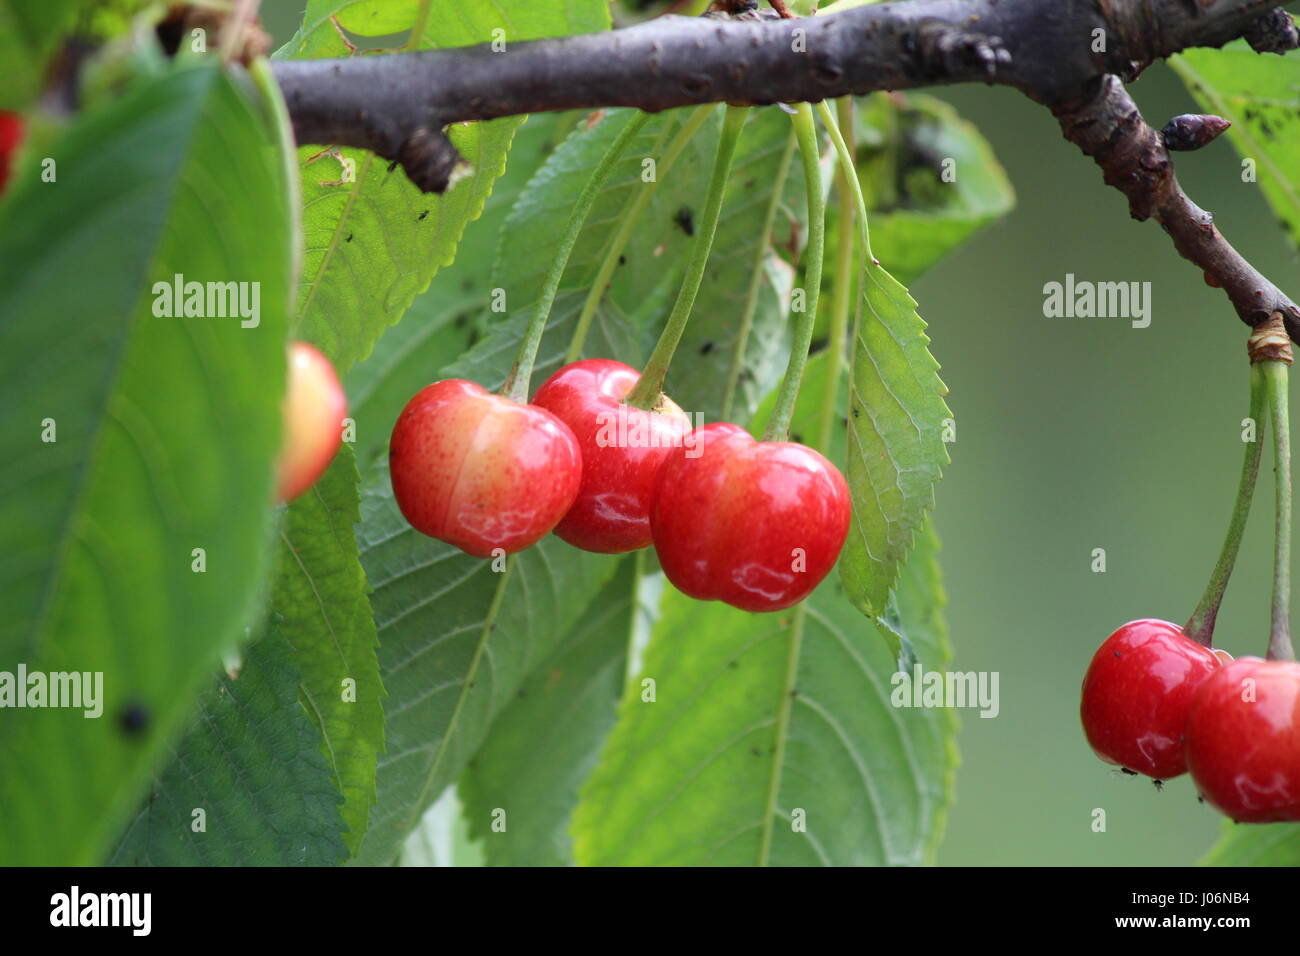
left=269, top=0, right=1300, bottom=336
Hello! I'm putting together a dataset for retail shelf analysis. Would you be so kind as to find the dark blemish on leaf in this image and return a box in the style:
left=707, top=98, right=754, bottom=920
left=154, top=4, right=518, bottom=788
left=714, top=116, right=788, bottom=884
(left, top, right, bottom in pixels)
left=791, top=432, right=803, bottom=444
left=418, top=210, right=429, bottom=221
left=119, top=703, right=149, bottom=736
left=699, top=341, right=714, bottom=356
left=619, top=255, right=627, bottom=266
left=851, top=406, right=860, bottom=419
left=674, top=206, right=695, bottom=236
left=728, top=660, right=738, bottom=669
left=751, top=747, right=761, bottom=756
left=789, top=688, right=799, bottom=698
left=345, top=233, right=353, bottom=242
left=387, top=160, right=399, bottom=173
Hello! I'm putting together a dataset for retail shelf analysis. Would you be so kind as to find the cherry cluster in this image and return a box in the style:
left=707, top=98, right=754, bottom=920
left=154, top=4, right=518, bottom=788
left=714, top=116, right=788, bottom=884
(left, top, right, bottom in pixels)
left=1081, top=619, right=1300, bottom=822
left=388, top=359, right=851, bottom=612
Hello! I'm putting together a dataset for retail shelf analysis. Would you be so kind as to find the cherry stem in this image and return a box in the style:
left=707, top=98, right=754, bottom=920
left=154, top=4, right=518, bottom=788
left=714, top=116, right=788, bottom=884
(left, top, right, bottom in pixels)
left=500, top=110, right=652, bottom=404
left=1184, top=363, right=1266, bottom=647
left=761, top=102, right=826, bottom=443
left=624, top=105, right=749, bottom=412
left=719, top=126, right=797, bottom=422
left=564, top=104, right=714, bottom=364
left=1264, top=359, right=1296, bottom=661
left=817, top=96, right=857, bottom=454
left=817, top=99, right=875, bottom=265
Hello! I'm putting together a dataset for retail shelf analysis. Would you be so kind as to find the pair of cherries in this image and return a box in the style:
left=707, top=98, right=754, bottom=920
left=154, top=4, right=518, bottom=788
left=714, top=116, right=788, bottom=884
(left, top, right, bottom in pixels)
left=388, top=359, right=851, bottom=612
left=1081, top=619, right=1300, bottom=822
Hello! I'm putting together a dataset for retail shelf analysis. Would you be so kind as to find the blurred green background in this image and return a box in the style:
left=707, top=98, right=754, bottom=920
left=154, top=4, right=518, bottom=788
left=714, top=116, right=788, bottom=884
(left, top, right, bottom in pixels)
left=915, top=66, right=1294, bottom=865
left=260, top=1, right=1295, bottom=865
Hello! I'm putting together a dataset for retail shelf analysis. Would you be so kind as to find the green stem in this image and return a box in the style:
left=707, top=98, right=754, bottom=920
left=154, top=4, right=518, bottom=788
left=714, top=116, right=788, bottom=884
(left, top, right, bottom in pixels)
left=719, top=127, right=797, bottom=422
left=624, top=105, right=751, bottom=411
left=500, top=111, right=652, bottom=403
left=565, top=104, right=715, bottom=364
left=761, top=102, right=826, bottom=443
left=816, top=97, right=857, bottom=453
left=817, top=99, right=874, bottom=262
left=1184, top=364, right=1267, bottom=646
left=1264, top=359, right=1296, bottom=661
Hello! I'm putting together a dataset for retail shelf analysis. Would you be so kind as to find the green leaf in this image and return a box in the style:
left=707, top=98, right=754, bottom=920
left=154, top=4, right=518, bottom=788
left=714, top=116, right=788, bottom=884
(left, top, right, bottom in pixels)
left=109, top=445, right=381, bottom=863
left=459, top=557, right=638, bottom=866
left=670, top=106, right=807, bottom=422
left=459, top=104, right=806, bottom=421
left=839, top=262, right=950, bottom=617
left=477, top=107, right=712, bottom=389
left=109, top=631, right=348, bottom=866
left=352, top=460, right=620, bottom=865
left=573, top=524, right=955, bottom=866
left=344, top=112, right=571, bottom=462
left=849, top=92, right=1014, bottom=286
left=273, top=444, right=384, bottom=856
left=1202, top=822, right=1300, bottom=865
left=279, top=0, right=612, bottom=375
left=0, top=64, right=292, bottom=865
left=1172, top=45, right=1300, bottom=248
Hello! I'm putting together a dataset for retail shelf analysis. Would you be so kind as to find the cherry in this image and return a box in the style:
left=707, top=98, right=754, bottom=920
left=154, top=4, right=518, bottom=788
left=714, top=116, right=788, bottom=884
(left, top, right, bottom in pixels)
left=1079, top=619, right=1221, bottom=779
left=1185, top=657, right=1300, bottom=822
left=649, top=422, right=850, bottom=612
left=0, top=111, right=23, bottom=195
left=276, top=341, right=347, bottom=502
left=531, top=358, right=691, bottom=553
left=389, top=379, right=582, bottom=558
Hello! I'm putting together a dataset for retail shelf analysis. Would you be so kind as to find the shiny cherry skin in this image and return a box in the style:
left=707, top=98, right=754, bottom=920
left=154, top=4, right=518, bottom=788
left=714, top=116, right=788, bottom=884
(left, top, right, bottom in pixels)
left=0, top=111, right=23, bottom=194
left=1079, top=619, right=1221, bottom=779
left=532, top=359, right=691, bottom=553
left=276, top=341, right=348, bottom=502
left=389, top=379, right=582, bottom=558
left=650, top=422, right=850, bottom=613
left=1186, top=657, right=1300, bottom=822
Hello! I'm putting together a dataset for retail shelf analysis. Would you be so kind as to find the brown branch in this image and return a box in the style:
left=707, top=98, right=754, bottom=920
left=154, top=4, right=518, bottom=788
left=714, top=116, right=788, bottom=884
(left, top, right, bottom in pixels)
left=1053, top=74, right=1300, bottom=337
left=269, top=0, right=1300, bottom=337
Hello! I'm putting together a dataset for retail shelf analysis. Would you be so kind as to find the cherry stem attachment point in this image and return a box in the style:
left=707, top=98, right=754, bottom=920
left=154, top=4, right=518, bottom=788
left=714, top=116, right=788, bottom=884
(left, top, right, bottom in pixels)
left=1184, top=362, right=1266, bottom=647
left=761, top=102, right=826, bottom=443
left=500, top=110, right=651, bottom=404
left=624, top=104, right=750, bottom=411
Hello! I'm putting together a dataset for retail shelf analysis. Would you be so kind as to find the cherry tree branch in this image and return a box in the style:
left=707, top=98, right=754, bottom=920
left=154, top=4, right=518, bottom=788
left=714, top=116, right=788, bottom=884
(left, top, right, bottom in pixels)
left=269, top=0, right=1300, bottom=335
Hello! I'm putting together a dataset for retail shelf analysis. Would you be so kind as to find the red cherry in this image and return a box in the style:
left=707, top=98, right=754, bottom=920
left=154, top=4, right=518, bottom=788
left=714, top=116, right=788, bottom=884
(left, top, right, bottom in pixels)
left=0, top=111, right=24, bottom=194
left=532, top=358, right=691, bottom=553
left=389, top=379, right=581, bottom=558
left=650, top=422, right=850, bottom=612
left=1186, top=657, right=1300, bottom=822
left=276, top=341, right=347, bottom=502
left=1079, top=619, right=1221, bottom=779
